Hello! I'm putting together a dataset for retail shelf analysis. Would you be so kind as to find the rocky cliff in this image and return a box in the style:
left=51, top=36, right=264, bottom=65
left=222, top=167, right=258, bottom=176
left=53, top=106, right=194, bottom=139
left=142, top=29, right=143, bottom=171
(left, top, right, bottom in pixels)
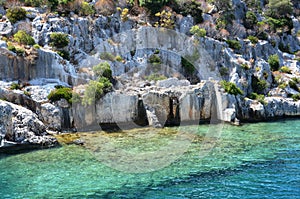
left=0, top=0, right=300, bottom=147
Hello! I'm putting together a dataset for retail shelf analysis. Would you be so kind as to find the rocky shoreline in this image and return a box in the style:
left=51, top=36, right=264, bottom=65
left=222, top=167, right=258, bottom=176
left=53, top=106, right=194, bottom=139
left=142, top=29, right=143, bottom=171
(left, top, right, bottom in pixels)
left=0, top=1, right=300, bottom=149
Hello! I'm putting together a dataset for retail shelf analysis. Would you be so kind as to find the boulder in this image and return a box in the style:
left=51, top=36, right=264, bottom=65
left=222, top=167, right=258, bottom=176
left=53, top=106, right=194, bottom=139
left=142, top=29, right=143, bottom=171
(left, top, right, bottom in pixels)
left=0, top=101, right=57, bottom=146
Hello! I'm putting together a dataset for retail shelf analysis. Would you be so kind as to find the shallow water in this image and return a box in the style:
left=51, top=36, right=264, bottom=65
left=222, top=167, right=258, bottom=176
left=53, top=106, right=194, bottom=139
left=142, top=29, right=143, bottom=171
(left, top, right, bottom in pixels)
left=0, top=119, right=299, bottom=198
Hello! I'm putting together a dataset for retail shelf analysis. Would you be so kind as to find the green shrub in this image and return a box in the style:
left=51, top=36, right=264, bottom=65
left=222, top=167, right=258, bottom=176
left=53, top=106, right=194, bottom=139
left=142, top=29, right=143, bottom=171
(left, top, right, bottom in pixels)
left=252, top=76, right=268, bottom=94
left=226, top=39, right=242, bottom=50
left=115, top=55, right=123, bottom=62
left=10, top=82, right=21, bottom=90
left=280, top=66, right=291, bottom=74
left=82, top=77, right=112, bottom=106
left=247, top=35, right=258, bottom=44
left=220, top=80, right=243, bottom=95
left=15, top=47, right=25, bottom=56
left=50, top=32, right=69, bottom=48
left=249, top=92, right=266, bottom=104
left=279, top=82, right=288, bottom=89
left=289, top=80, right=299, bottom=91
left=47, top=87, right=73, bottom=104
left=181, top=56, right=195, bottom=74
left=268, top=54, right=280, bottom=71
left=174, top=0, right=203, bottom=24
left=33, top=44, right=41, bottom=49
left=292, top=93, right=300, bottom=101
left=7, top=44, right=16, bottom=53
left=266, top=0, right=293, bottom=19
left=100, top=52, right=115, bottom=61
left=219, top=67, right=229, bottom=76
left=241, top=63, right=250, bottom=70
left=79, top=1, right=95, bottom=16
left=92, top=62, right=112, bottom=79
left=57, top=50, right=70, bottom=60
left=149, top=54, right=161, bottom=64
left=14, top=30, right=35, bottom=45
left=154, top=10, right=175, bottom=29
left=190, top=26, right=206, bottom=37
left=6, top=7, right=27, bottom=23
left=245, top=11, right=257, bottom=29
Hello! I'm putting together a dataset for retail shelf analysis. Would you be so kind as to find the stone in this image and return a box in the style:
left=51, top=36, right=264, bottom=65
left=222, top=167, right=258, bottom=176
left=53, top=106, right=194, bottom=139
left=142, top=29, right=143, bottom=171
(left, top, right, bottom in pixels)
left=0, top=101, right=57, bottom=146
left=39, top=103, right=61, bottom=131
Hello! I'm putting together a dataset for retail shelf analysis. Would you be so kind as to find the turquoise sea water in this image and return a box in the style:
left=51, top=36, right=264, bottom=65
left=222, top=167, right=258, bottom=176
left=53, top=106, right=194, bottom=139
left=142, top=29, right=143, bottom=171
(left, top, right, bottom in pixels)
left=0, top=119, right=300, bottom=198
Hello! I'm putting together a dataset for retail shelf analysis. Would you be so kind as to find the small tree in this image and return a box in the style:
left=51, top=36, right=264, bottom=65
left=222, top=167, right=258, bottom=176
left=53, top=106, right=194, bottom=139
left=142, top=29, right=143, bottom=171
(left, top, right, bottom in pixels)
left=92, top=62, right=112, bottom=79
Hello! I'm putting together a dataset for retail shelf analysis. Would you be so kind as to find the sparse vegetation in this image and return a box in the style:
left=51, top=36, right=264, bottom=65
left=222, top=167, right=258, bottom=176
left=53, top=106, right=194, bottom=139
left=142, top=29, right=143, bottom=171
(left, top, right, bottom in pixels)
left=92, top=62, right=112, bottom=79
left=6, top=7, right=27, bottom=24
left=268, top=54, right=280, bottom=71
left=190, top=26, right=206, bottom=37
left=289, top=79, right=299, bottom=91
left=149, top=54, right=161, bottom=64
left=247, top=35, right=259, bottom=44
left=154, top=10, right=175, bottom=29
left=280, top=66, right=291, bottom=74
left=226, top=39, right=242, bottom=50
left=220, top=81, right=244, bottom=95
left=292, top=93, right=300, bottom=101
left=14, top=31, right=35, bottom=46
left=249, top=92, right=266, bottom=104
left=50, top=32, right=69, bottom=48
left=10, top=82, right=21, bottom=90
left=48, top=86, right=73, bottom=104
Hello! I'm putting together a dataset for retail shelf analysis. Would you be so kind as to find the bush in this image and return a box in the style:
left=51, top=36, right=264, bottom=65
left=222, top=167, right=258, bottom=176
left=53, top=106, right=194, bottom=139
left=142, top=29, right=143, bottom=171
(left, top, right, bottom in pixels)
left=226, top=39, right=242, bottom=50
left=14, top=30, right=35, bottom=45
left=245, top=11, right=257, bottom=29
left=50, top=32, right=69, bottom=48
left=154, top=10, right=175, bottom=29
left=174, top=0, right=203, bottom=24
left=33, top=44, right=41, bottom=49
left=10, top=82, right=21, bottom=90
left=92, top=62, right=112, bottom=79
left=115, top=55, right=123, bottom=62
left=220, top=80, right=243, bottom=95
left=149, top=54, right=161, bottom=64
left=256, top=79, right=267, bottom=92
left=82, top=78, right=112, bottom=106
left=247, top=35, right=258, bottom=44
left=190, top=26, right=206, bottom=37
left=79, top=1, right=95, bottom=16
left=292, top=93, right=300, bottom=101
left=6, top=7, right=27, bottom=24
left=7, top=44, right=16, bottom=52
left=57, top=50, right=70, bottom=60
left=249, top=92, right=266, bottom=104
left=15, top=47, right=25, bottom=56
left=266, top=0, right=293, bottom=19
left=289, top=80, right=299, bottom=91
left=48, top=87, right=73, bottom=104
left=268, top=54, right=280, bottom=71
left=241, top=63, right=250, bottom=70
left=280, top=66, right=291, bottom=74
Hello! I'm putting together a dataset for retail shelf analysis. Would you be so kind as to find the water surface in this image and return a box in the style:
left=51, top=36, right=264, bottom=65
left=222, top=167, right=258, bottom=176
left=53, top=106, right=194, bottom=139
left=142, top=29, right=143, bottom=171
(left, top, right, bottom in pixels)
left=0, top=120, right=299, bottom=198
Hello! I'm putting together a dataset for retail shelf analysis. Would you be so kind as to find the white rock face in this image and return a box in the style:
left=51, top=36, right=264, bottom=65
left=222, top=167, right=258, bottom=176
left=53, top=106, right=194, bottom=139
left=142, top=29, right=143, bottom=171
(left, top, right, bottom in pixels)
left=0, top=101, right=57, bottom=146
left=39, top=103, right=61, bottom=131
